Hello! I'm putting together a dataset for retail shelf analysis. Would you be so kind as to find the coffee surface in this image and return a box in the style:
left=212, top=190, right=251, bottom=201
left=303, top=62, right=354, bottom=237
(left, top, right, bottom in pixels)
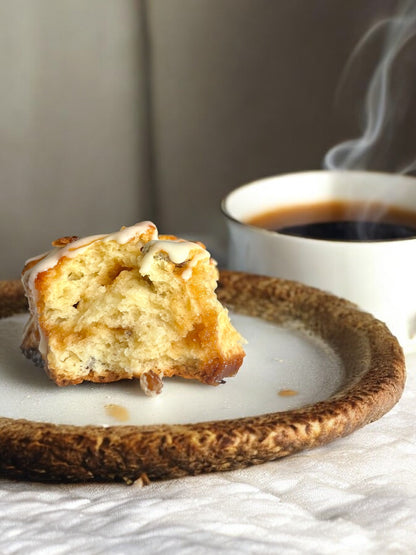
left=278, top=220, right=416, bottom=241
left=247, top=200, right=416, bottom=241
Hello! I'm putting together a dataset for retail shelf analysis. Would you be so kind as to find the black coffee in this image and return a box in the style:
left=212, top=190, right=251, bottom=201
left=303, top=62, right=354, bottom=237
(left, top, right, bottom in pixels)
left=278, top=220, right=416, bottom=241
left=247, top=200, right=416, bottom=242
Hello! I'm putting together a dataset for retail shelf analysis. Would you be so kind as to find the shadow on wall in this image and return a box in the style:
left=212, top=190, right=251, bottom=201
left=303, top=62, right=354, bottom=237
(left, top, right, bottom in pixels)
left=1, top=0, right=407, bottom=278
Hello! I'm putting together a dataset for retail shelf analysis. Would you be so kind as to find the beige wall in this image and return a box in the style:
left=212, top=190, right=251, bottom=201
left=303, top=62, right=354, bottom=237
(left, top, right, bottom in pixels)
left=0, top=0, right=151, bottom=278
left=1, top=0, right=405, bottom=278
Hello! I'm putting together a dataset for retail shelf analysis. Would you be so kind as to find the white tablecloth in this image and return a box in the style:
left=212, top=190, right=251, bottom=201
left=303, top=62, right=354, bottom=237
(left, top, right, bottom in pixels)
left=1, top=350, right=415, bottom=555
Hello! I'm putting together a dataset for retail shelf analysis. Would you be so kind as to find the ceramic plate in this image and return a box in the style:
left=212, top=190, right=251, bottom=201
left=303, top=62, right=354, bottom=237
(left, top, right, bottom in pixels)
left=0, top=272, right=405, bottom=483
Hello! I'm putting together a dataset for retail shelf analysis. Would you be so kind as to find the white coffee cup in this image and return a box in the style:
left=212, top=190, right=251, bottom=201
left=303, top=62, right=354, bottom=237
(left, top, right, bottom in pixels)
left=222, top=170, right=416, bottom=351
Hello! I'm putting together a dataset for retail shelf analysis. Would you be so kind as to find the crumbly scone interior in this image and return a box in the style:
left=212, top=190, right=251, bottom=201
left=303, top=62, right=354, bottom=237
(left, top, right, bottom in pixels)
left=35, top=237, right=242, bottom=386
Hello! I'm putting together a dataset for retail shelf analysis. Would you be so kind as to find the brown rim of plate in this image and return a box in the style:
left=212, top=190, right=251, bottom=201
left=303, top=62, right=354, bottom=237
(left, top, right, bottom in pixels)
left=0, top=271, right=406, bottom=484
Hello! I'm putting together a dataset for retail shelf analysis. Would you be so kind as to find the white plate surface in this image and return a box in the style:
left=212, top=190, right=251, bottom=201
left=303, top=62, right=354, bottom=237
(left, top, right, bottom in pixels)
left=0, top=313, right=344, bottom=427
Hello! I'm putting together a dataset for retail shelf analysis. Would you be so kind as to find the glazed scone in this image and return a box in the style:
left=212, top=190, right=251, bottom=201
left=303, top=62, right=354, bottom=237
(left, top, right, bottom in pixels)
left=21, top=222, right=245, bottom=395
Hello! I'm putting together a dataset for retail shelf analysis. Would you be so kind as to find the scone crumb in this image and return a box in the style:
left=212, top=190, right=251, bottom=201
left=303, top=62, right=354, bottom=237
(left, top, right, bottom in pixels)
left=140, top=370, right=164, bottom=396
left=132, top=473, right=151, bottom=487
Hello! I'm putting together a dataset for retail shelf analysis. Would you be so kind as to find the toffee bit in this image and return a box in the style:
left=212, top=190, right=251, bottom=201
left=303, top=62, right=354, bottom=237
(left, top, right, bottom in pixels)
left=52, top=236, right=79, bottom=248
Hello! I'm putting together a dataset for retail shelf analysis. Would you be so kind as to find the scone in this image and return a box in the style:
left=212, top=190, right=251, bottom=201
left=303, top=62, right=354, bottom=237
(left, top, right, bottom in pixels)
left=21, top=221, right=245, bottom=395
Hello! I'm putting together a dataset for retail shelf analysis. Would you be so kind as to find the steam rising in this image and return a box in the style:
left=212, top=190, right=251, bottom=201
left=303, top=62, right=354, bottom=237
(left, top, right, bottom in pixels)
left=324, top=0, right=416, bottom=172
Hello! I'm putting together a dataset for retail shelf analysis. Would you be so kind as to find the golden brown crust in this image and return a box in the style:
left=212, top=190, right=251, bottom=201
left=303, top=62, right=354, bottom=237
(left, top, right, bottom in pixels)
left=0, top=272, right=406, bottom=483
left=165, top=353, right=245, bottom=385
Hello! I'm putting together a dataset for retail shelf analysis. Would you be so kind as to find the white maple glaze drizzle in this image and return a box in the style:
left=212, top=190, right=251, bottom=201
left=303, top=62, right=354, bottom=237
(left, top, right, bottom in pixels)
left=24, top=251, right=52, bottom=266
left=140, top=239, right=209, bottom=277
left=23, top=221, right=158, bottom=293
